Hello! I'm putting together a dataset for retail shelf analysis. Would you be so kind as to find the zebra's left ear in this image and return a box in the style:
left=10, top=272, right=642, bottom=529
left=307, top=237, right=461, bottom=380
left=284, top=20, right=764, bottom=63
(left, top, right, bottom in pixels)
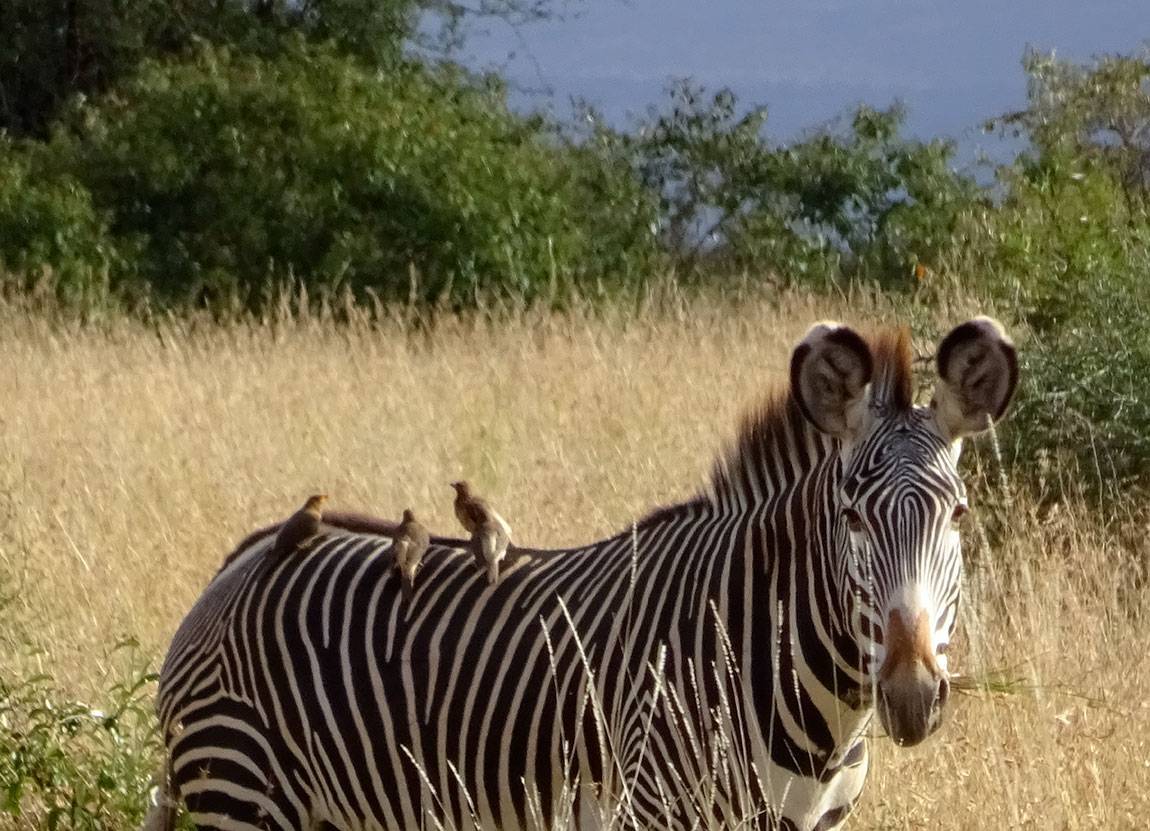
left=931, top=317, right=1019, bottom=441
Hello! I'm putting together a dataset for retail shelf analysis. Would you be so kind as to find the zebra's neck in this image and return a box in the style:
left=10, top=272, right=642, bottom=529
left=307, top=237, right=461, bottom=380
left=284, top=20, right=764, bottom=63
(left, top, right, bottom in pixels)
left=699, top=393, right=871, bottom=766
left=554, top=430, right=866, bottom=786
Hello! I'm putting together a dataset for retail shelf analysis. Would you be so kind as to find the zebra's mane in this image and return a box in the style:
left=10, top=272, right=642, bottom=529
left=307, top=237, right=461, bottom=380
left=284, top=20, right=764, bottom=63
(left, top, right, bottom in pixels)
left=707, top=326, right=914, bottom=505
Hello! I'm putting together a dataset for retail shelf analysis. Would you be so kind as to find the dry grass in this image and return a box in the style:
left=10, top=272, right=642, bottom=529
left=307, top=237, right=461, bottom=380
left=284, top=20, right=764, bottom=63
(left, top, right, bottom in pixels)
left=0, top=290, right=1147, bottom=828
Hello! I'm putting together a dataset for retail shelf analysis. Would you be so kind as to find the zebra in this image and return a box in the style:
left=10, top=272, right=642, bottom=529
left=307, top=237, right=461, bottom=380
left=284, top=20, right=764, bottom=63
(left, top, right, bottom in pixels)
left=146, top=317, right=1018, bottom=831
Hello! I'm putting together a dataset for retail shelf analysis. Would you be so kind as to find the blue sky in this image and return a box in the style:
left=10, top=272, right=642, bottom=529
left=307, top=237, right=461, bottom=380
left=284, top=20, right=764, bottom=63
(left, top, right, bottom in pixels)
left=461, top=0, right=1148, bottom=163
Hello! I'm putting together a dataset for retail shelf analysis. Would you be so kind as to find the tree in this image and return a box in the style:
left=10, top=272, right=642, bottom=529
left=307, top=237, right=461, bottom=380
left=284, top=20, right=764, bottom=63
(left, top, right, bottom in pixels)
left=994, top=49, right=1150, bottom=215
left=607, top=83, right=978, bottom=286
left=0, top=0, right=563, bottom=137
left=39, top=43, right=655, bottom=306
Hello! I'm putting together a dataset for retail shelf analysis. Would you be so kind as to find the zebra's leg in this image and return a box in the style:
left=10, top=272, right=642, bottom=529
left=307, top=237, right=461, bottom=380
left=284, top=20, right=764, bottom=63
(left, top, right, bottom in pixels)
left=140, top=758, right=176, bottom=831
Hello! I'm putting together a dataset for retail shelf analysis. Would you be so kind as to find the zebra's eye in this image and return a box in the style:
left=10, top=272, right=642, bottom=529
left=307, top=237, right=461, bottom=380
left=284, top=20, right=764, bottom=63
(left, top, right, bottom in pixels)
left=843, top=508, right=864, bottom=533
left=951, top=504, right=969, bottom=525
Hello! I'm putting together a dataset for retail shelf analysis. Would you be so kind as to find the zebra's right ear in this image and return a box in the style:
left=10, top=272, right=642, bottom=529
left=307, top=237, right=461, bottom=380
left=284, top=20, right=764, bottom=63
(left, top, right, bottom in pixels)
left=790, top=322, right=874, bottom=441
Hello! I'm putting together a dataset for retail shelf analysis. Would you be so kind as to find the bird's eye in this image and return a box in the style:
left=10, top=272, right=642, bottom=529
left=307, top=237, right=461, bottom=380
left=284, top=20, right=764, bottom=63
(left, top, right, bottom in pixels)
left=843, top=508, right=864, bottom=533
left=951, top=504, right=969, bottom=525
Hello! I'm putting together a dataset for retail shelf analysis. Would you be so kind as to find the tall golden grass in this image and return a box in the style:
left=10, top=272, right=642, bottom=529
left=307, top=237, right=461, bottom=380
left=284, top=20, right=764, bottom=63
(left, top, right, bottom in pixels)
left=1, top=290, right=1146, bottom=828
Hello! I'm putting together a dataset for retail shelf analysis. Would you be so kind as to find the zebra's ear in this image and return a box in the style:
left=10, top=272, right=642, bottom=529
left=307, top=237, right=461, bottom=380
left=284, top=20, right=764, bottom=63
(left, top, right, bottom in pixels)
left=791, top=322, right=874, bottom=441
left=932, top=316, right=1019, bottom=441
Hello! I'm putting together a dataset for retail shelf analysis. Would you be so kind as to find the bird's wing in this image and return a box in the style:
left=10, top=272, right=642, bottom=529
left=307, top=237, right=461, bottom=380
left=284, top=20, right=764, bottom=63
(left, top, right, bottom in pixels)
left=480, top=526, right=499, bottom=559
left=393, top=537, right=410, bottom=566
left=492, top=511, right=512, bottom=540
left=455, top=502, right=478, bottom=532
left=272, top=513, right=311, bottom=555
left=470, top=535, right=486, bottom=569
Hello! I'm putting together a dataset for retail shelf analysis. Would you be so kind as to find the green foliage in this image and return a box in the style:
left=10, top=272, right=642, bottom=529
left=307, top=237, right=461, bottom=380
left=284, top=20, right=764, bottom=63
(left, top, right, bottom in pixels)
left=956, top=51, right=1150, bottom=500
left=965, top=187, right=1150, bottom=498
left=1, top=0, right=571, bottom=138
left=42, top=43, right=656, bottom=306
left=608, top=84, right=979, bottom=287
left=0, top=646, right=162, bottom=830
left=1010, top=292, right=1150, bottom=502
left=1, top=19, right=1148, bottom=500
left=0, top=0, right=420, bottom=138
left=999, top=49, right=1150, bottom=209
left=0, top=139, right=120, bottom=305
left=0, top=0, right=571, bottom=138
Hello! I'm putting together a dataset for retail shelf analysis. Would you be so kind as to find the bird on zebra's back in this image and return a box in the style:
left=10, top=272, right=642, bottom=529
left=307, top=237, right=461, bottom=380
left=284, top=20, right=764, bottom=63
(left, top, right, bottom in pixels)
left=393, top=508, right=430, bottom=603
left=451, top=480, right=511, bottom=585
left=269, top=494, right=327, bottom=559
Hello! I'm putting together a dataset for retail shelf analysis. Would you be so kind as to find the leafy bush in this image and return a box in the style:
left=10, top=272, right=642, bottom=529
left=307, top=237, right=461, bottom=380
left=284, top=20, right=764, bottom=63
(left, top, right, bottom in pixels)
left=1011, top=296, right=1150, bottom=502
left=1000, top=49, right=1150, bottom=210
left=44, top=43, right=657, bottom=307
left=0, top=646, right=162, bottom=830
left=954, top=51, right=1150, bottom=500
left=958, top=176, right=1150, bottom=500
left=0, top=139, right=121, bottom=305
left=1, top=0, right=541, bottom=138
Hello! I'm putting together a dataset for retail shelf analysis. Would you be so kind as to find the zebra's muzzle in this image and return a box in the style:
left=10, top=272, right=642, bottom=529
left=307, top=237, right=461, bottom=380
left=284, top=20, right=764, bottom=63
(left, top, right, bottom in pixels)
left=877, top=671, right=949, bottom=747
left=876, top=608, right=950, bottom=747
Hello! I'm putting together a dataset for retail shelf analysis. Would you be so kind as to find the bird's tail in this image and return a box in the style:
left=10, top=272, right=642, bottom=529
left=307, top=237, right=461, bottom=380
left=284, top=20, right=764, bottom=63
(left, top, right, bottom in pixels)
left=485, top=559, right=499, bottom=585
left=402, top=575, right=414, bottom=603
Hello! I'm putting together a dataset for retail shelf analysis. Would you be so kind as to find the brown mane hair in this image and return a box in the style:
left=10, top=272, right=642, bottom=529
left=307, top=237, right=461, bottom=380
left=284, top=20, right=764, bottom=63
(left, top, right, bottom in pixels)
left=868, top=326, right=914, bottom=414
left=708, top=325, right=916, bottom=502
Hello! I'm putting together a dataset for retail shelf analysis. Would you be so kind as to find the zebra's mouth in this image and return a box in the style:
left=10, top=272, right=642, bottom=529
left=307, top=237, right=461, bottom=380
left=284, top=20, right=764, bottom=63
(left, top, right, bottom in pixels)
left=876, top=673, right=950, bottom=747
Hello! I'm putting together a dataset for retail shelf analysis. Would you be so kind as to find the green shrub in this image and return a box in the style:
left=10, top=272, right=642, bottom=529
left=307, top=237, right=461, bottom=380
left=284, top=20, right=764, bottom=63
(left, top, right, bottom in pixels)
left=999, top=49, right=1150, bottom=213
left=605, top=85, right=979, bottom=288
left=958, top=179, right=1150, bottom=499
left=0, top=0, right=455, bottom=138
left=952, top=50, right=1150, bottom=500
left=0, top=139, right=120, bottom=305
left=46, top=43, right=657, bottom=308
left=0, top=645, right=162, bottom=830
left=1011, top=297, right=1150, bottom=502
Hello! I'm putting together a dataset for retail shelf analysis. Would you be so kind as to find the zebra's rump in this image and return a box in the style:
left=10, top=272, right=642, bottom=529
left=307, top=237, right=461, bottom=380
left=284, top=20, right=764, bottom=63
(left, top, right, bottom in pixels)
left=159, top=527, right=621, bottom=829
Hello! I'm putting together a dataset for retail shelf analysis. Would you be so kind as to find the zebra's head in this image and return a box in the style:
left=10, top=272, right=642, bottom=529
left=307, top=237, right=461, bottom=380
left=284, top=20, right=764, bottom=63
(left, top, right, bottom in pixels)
left=791, top=317, right=1018, bottom=747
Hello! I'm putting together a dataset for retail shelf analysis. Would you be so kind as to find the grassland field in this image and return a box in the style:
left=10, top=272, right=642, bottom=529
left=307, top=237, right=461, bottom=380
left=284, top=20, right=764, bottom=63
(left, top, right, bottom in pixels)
left=0, top=289, right=1147, bottom=829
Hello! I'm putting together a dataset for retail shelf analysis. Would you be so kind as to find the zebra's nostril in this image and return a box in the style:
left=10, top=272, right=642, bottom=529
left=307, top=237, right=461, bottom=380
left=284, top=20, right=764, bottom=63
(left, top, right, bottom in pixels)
left=937, top=676, right=951, bottom=709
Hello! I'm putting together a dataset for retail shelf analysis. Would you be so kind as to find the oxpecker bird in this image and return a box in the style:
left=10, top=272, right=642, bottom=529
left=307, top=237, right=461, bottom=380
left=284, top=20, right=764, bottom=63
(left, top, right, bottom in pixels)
left=451, top=480, right=511, bottom=585
left=393, top=508, right=430, bottom=603
left=270, top=494, right=327, bottom=559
